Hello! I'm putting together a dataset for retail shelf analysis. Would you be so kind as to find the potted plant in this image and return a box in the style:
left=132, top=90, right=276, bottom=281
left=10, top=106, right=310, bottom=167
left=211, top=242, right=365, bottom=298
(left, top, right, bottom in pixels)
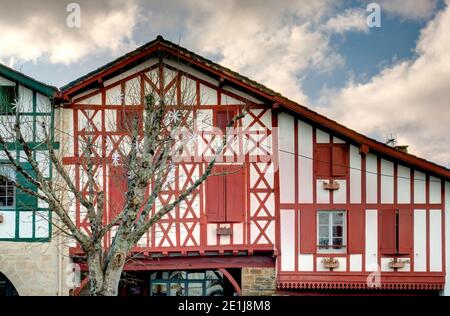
left=321, top=257, right=339, bottom=269
left=323, top=180, right=340, bottom=190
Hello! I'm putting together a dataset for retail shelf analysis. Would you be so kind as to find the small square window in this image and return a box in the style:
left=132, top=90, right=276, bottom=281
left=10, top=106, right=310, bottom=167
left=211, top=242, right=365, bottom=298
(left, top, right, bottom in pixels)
left=317, top=210, right=346, bottom=253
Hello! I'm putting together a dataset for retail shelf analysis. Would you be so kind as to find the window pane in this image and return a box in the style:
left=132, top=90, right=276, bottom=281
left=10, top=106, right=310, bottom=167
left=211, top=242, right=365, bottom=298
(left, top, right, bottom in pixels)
left=169, top=282, right=185, bottom=296
left=187, top=272, right=205, bottom=280
left=319, top=238, right=329, bottom=247
left=151, top=283, right=167, bottom=296
left=206, top=280, right=224, bottom=296
left=333, top=212, right=344, bottom=225
left=187, top=282, right=204, bottom=296
left=333, top=238, right=343, bottom=246
left=333, top=225, right=343, bottom=238
left=318, top=213, right=329, bottom=225
left=319, top=226, right=329, bottom=238
left=169, top=271, right=186, bottom=280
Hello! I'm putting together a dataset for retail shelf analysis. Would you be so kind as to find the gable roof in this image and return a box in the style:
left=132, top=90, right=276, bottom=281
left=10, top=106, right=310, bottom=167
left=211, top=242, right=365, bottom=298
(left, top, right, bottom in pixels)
left=0, top=63, right=58, bottom=97
left=60, top=36, right=450, bottom=180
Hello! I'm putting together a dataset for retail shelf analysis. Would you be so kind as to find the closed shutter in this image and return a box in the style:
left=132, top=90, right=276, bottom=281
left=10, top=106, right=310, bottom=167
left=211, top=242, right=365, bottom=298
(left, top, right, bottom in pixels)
left=117, top=110, right=143, bottom=132
left=216, top=111, right=229, bottom=132
left=348, top=208, right=365, bottom=253
left=300, top=207, right=316, bottom=253
left=205, top=165, right=225, bottom=222
left=380, top=209, right=396, bottom=255
left=225, top=165, right=245, bottom=222
left=398, top=209, right=413, bottom=254
left=332, top=145, right=348, bottom=176
left=315, top=146, right=331, bottom=177
left=15, top=163, right=37, bottom=210
left=109, top=165, right=127, bottom=221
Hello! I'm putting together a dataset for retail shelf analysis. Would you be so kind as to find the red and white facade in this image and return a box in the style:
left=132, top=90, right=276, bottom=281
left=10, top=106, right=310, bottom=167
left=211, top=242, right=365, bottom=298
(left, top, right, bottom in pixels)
left=60, top=37, right=450, bottom=295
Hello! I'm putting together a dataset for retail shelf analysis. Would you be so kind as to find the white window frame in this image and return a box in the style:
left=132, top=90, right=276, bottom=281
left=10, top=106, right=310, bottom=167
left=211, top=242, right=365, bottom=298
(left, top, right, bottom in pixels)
left=317, top=210, right=347, bottom=254
left=0, top=166, right=16, bottom=209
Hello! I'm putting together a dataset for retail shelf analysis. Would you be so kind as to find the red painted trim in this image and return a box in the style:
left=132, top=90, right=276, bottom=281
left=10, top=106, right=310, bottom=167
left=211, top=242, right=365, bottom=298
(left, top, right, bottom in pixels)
left=61, top=41, right=450, bottom=180
left=426, top=175, right=430, bottom=272
left=72, top=276, right=89, bottom=296
left=75, top=255, right=275, bottom=271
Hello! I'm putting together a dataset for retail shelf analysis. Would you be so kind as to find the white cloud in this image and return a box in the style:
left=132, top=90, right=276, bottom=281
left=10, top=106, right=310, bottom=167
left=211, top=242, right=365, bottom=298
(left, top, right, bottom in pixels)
left=0, top=0, right=140, bottom=65
left=178, top=0, right=344, bottom=105
left=318, top=1, right=450, bottom=167
left=323, top=8, right=368, bottom=33
left=379, top=0, right=438, bottom=20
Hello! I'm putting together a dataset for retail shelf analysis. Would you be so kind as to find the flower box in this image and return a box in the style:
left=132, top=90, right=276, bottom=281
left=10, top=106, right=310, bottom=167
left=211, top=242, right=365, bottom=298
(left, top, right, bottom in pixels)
left=321, top=257, right=339, bottom=269
left=389, top=258, right=407, bottom=269
left=216, top=227, right=232, bottom=236
left=323, top=180, right=340, bottom=190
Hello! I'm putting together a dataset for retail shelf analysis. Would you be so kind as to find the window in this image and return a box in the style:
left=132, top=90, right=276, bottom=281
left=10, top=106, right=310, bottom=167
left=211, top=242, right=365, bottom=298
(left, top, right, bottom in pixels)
left=0, top=86, right=16, bottom=115
left=315, top=143, right=348, bottom=178
left=0, top=167, right=15, bottom=208
left=150, top=270, right=224, bottom=297
left=117, top=109, right=143, bottom=132
left=205, top=164, right=246, bottom=223
left=317, top=211, right=346, bottom=253
left=380, top=209, right=413, bottom=255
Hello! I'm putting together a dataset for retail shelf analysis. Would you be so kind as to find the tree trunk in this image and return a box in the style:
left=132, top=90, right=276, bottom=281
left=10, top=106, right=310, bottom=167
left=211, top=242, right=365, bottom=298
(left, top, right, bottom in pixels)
left=87, top=244, right=129, bottom=296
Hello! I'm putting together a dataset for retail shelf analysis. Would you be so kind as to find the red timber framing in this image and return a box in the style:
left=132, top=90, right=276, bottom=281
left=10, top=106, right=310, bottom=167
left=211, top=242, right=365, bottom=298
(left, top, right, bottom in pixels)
left=62, top=55, right=276, bottom=261
left=61, top=36, right=449, bottom=292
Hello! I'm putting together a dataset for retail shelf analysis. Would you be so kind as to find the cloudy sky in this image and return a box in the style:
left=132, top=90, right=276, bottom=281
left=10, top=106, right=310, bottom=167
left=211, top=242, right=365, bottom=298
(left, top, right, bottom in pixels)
left=0, top=0, right=449, bottom=167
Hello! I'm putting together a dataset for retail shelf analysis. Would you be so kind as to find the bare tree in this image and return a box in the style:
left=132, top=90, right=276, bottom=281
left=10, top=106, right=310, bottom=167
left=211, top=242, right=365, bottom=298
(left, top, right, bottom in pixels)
left=0, top=64, right=247, bottom=296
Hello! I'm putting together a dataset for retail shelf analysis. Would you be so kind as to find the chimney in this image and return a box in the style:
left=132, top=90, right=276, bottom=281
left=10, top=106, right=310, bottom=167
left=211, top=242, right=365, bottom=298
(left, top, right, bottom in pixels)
left=394, top=145, right=409, bottom=153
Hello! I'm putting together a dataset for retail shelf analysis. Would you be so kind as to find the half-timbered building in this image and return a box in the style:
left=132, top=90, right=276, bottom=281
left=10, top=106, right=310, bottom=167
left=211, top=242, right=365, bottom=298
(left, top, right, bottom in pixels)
left=0, top=63, right=68, bottom=296
left=59, top=36, right=450, bottom=296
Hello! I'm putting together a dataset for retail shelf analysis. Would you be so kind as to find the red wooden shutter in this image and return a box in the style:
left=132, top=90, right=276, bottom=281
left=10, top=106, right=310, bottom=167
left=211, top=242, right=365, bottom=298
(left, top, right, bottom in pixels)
left=225, top=165, right=245, bottom=222
left=117, top=110, right=143, bottom=132
left=332, top=145, right=348, bottom=177
left=315, top=146, right=331, bottom=177
left=216, top=111, right=229, bottom=132
left=206, top=165, right=225, bottom=222
left=109, top=165, right=128, bottom=221
left=348, top=208, right=365, bottom=253
left=380, top=209, right=397, bottom=255
left=300, top=207, right=316, bottom=253
left=398, top=209, right=413, bottom=254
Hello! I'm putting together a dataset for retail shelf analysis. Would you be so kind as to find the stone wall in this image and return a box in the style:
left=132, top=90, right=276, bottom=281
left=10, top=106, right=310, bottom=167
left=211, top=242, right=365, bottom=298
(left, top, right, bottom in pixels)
left=241, top=267, right=276, bottom=296
left=0, top=239, right=70, bottom=296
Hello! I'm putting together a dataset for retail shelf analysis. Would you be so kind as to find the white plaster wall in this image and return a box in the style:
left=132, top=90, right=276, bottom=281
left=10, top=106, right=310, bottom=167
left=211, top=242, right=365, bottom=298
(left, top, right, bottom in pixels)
left=280, top=210, right=295, bottom=271
left=397, top=165, right=411, bottom=204
left=298, top=120, right=313, bottom=203
left=349, top=145, right=361, bottom=204
left=380, top=159, right=394, bottom=204
left=366, top=155, right=378, bottom=204
left=429, top=209, right=442, bottom=272
left=414, top=209, right=427, bottom=272
left=278, top=113, right=295, bottom=203
left=365, top=209, right=378, bottom=271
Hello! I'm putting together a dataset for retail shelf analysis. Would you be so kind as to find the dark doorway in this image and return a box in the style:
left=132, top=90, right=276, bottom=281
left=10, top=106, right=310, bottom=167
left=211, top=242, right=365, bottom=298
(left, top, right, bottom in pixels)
left=0, top=272, right=18, bottom=296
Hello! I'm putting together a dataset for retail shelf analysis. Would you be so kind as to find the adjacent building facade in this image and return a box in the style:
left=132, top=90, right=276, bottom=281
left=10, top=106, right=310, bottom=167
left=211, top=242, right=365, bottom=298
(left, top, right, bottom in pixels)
left=0, top=37, right=449, bottom=296
left=0, top=64, right=69, bottom=295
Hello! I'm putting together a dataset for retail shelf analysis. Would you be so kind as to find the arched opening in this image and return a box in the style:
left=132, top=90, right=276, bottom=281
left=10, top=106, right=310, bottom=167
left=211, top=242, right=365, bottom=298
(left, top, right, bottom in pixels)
left=0, top=272, right=19, bottom=296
